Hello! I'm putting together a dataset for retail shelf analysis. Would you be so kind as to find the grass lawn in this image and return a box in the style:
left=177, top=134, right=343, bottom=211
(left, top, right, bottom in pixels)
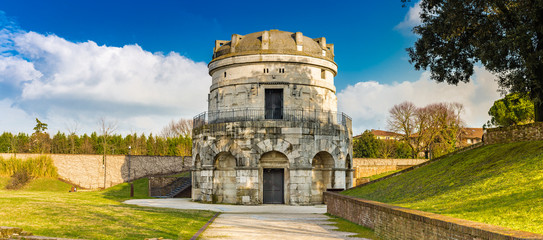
left=368, top=170, right=401, bottom=181
left=342, top=141, right=543, bottom=235
left=0, top=177, right=215, bottom=240
left=325, top=214, right=381, bottom=239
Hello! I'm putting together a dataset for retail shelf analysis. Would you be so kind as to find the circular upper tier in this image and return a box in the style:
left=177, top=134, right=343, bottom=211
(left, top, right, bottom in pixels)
left=211, top=30, right=335, bottom=63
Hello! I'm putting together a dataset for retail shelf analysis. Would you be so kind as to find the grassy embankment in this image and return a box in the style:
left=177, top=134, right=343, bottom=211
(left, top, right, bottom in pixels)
left=368, top=170, right=401, bottom=181
left=0, top=156, right=215, bottom=240
left=343, top=141, right=543, bottom=234
left=326, top=214, right=381, bottom=239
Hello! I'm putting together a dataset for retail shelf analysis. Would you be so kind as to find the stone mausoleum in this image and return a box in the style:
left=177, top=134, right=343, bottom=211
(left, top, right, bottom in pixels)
left=192, top=30, right=353, bottom=205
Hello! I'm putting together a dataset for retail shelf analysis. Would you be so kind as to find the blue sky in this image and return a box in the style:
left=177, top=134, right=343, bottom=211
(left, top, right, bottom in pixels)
left=0, top=0, right=501, bottom=135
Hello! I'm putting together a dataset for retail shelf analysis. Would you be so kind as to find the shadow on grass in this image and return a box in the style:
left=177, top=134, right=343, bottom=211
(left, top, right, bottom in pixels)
left=101, top=178, right=150, bottom=202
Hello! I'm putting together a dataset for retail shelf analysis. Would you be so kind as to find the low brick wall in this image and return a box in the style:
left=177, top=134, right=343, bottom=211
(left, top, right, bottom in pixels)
left=0, top=153, right=192, bottom=189
left=485, top=122, right=543, bottom=144
left=325, top=192, right=543, bottom=240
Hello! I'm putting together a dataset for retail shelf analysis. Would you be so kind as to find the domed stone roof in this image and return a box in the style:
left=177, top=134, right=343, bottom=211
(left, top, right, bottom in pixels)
left=211, top=30, right=334, bottom=62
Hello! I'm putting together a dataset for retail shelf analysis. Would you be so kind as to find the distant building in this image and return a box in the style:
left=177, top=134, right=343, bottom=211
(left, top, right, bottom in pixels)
left=458, top=128, right=484, bottom=147
left=353, top=129, right=403, bottom=141
left=369, top=129, right=403, bottom=141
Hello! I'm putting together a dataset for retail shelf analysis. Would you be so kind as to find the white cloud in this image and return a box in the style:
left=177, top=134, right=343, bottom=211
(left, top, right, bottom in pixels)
left=0, top=99, right=36, bottom=133
left=0, top=55, right=42, bottom=84
left=337, top=67, right=502, bottom=135
left=0, top=30, right=210, bottom=135
left=395, top=1, right=422, bottom=30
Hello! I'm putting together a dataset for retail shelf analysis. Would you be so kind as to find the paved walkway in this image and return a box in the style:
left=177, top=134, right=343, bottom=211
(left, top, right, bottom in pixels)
left=125, top=198, right=369, bottom=240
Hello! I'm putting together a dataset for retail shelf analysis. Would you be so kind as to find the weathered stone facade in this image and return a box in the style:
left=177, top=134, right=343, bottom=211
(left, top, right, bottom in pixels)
left=192, top=30, right=353, bottom=205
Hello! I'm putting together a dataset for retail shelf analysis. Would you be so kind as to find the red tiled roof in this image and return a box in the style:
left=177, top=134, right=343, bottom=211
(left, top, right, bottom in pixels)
left=370, top=129, right=402, bottom=137
left=461, top=128, right=484, bottom=139
left=354, top=129, right=402, bottom=138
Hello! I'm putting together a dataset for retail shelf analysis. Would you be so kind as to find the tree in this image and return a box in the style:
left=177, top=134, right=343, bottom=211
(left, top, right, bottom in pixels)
left=31, top=118, right=50, bottom=154
left=388, top=101, right=464, bottom=158
left=98, top=118, right=117, bottom=160
left=161, top=118, right=193, bottom=138
left=378, top=140, right=396, bottom=159
left=387, top=102, right=418, bottom=158
left=408, top=1, right=543, bottom=122
left=33, top=118, right=48, bottom=133
left=353, top=130, right=380, bottom=158
left=0, top=132, right=13, bottom=153
left=486, top=93, right=535, bottom=127
left=65, top=121, right=79, bottom=154
left=394, top=141, right=412, bottom=158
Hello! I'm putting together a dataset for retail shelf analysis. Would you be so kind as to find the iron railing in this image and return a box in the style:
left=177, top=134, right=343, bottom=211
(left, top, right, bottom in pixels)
left=193, top=108, right=352, bottom=129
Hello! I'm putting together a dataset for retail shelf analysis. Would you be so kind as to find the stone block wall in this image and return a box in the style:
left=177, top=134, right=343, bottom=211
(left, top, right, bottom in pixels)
left=325, top=192, right=543, bottom=240
left=485, top=122, right=543, bottom=144
left=192, top=120, right=352, bottom=205
left=352, top=158, right=427, bottom=182
left=0, top=153, right=192, bottom=189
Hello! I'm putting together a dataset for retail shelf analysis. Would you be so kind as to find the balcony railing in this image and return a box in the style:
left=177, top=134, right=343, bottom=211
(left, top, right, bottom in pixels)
left=193, top=108, right=352, bottom=129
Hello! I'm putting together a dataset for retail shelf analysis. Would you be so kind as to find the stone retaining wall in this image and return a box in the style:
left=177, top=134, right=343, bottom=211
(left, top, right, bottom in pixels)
left=0, top=153, right=192, bottom=189
left=485, top=122, right=543, bottom=144
left=325, top=192, right=543, bottom=240
left=352, top=158, right=427, bottom=185
left=353, top=158, right=428, bottom=178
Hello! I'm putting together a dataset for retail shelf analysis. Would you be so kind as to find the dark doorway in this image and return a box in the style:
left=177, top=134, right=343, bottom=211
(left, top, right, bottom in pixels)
left=265, top=89, right=283, bottom=119
left=263, top=168, right=284, bottom=204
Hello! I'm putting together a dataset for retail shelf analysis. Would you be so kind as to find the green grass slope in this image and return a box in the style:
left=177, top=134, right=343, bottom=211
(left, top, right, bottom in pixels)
left=343, top=141, right=543, bottom=234
left=0, top=177, right=215, bottom=239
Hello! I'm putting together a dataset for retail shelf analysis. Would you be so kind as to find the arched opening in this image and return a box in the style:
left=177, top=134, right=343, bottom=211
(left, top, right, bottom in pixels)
left=213, top=152, right=237, bottom=203
left=311, top=151, right=335, bottom=204
left=259, top=151, right=289, bottom=204
left=345, top=154, right=352, bottom=189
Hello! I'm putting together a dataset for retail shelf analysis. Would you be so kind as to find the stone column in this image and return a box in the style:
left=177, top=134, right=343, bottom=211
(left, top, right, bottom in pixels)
left=200, top=166, right=214, bottom=202
left=236, top=167, right=260, bottom=204
left=289, top=168, right=312, bottom=205
left=333, top=168, right=346, bottom=189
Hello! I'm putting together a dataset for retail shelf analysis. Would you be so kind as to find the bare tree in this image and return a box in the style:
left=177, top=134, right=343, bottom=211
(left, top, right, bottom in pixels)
left=99, top=117, right=117, bottom=156
left=387, top=102, right=418, bottom=157
left=388, top=101, right=464, bottom=158
left=160, top=118, right=193, bottom=138
left=99, top=117, right=117, bottom=188
left=65, top=121, right=79, bottom=154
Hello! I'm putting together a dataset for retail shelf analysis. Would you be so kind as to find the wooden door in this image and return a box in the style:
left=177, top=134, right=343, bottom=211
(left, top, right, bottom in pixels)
left=263, top=168, right=284, bottom=204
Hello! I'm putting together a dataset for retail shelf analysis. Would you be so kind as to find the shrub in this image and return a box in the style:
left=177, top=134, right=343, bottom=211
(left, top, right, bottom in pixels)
left=0, top=156, right=58, bottom=178
left=6, top=170, right=32, bottom=189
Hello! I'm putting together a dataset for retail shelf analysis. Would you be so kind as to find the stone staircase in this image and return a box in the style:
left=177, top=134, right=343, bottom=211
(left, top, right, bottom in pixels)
left=151, top=177, right=191, bottom=198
